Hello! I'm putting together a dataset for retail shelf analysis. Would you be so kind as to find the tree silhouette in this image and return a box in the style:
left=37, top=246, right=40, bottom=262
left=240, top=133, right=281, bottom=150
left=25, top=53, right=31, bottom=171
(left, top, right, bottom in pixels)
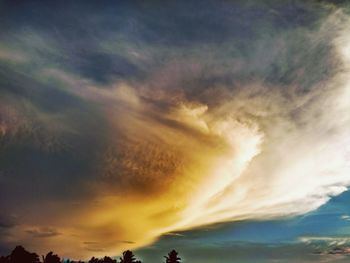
left=164, top=250, right=181, bottom=263
left=0, top=246, right=148, bottom=263
left=102, top=256, right=117, bottom=263
left=119, top=250, right=141, bottom=263
left=42, top=252, right=60, bottom=263
left=0, top=256, right=9, bottom=263
left=88, top=257, right=99, bottom=263
left=88, top=256, right=117, bottom=263
left=8, top=246, right=40, bottom=263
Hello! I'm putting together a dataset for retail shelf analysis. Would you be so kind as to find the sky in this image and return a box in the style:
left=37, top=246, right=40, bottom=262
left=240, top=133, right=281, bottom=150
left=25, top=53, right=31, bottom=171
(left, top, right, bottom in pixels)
left=1, top=0, right=350, bottom=262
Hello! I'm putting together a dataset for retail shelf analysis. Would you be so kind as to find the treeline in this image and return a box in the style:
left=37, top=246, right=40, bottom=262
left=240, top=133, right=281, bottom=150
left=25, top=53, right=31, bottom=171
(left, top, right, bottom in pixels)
left=0, top=246, right=181, bottom=263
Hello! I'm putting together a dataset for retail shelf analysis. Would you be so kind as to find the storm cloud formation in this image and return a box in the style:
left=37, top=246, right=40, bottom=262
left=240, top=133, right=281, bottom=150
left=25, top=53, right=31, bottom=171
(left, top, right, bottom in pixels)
left=1, top=0, right=350, bottom=259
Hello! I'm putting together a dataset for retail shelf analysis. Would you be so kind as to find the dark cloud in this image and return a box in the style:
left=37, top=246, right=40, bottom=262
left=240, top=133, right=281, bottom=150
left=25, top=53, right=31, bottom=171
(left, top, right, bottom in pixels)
left=25, top=227, right=61, bottom=238
left=0, top=214, right=16, bottom=229
left=119, top=241, right=135, bottom=244
left=83, top=241, right=105, bottom=253
left=311, top=246, right=350, bottom=255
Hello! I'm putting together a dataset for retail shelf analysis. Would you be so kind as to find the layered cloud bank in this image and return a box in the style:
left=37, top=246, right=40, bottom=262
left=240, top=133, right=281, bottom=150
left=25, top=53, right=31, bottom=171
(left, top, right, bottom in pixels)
left=1, top=0, right=350, bottom=259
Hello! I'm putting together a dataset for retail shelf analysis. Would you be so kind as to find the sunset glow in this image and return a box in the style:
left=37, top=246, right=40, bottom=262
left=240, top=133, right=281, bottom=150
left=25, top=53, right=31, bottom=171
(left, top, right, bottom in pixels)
left=2, top=1, right=350, bottom=262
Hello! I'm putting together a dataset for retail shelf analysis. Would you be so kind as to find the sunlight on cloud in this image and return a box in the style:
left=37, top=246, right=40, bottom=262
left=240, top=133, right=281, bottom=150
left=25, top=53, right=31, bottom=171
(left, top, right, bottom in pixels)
left=2, top=3, right=350, bottom=260
left=24, top=12, right=350, bottom=258
left=68, top=20, right=350, bottom=255
left=91, top=12, right=350, bottom=255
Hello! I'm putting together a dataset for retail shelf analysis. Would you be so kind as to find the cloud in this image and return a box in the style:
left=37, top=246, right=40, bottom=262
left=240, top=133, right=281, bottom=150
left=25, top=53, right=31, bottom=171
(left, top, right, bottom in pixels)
left=340, top=215, right=350, bottom=221
left=1, top=0, right=350, bottom=260
left=299, top=236, right=350, bottom=257
left=82, top=242, right=105, bottom=253
left=0, top=215, right=17, bottom=229
left=163, top=233, right=185, bottom=237
left=300, top=236, right=350, bottom=246
left=119, top=241, right=135, bottom=244
left=25, top=227, right=61, bottom=238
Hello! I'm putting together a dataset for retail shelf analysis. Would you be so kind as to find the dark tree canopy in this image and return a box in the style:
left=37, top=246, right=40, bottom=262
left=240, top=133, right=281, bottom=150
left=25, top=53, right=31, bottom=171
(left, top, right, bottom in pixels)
left=88, top=257, right=99, bottom=263
left=8, top=246, right=40, bottom=263
left=0, top=246, right=186, bottom=263
left=88, top=256, right=117, bottom=263
left=42, top=252, right=61, bottom=263
left=119, top=250, right=141, bottom=263
left=164, top=250, right=181, bottom=263
left=102, top=256, right=117, bottom=263
left=0, top=256, right=10, bottom=263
